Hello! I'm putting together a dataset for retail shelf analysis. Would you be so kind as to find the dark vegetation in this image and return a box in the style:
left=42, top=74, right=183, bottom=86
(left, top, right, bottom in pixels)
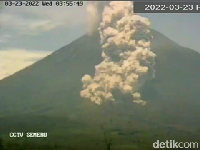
left=0, top=29, right=200, bottom=149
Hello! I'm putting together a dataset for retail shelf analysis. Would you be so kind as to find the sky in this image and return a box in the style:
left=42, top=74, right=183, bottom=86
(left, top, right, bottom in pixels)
left=0, top=1, right=200, bottom=80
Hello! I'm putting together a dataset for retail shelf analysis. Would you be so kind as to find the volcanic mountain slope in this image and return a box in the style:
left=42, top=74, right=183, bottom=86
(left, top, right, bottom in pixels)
left=0, top=29, right=200, bottom=128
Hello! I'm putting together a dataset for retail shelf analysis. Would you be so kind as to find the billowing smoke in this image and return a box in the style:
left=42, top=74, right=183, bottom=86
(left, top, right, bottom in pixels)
left=81, top=1, right=156, bottom=106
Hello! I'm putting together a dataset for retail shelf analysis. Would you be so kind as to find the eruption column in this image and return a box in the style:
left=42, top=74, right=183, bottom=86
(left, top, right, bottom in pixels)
left=81, top=1, right=156, bottom=106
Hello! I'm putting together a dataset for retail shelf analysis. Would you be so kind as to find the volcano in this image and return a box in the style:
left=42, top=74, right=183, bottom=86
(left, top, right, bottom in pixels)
left=0, top=29, right=200, bottom=116
left=0, top=29, right=200, bottom=149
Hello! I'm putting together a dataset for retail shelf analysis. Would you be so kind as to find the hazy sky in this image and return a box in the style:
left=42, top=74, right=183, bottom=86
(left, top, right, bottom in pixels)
left=0, top=1, right=199, bottom=79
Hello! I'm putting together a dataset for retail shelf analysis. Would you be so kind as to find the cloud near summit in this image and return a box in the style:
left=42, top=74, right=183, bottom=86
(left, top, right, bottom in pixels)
left=0, top=49, right=51, bottom=80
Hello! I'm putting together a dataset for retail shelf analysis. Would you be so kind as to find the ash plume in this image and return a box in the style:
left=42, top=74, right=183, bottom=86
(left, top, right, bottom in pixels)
left=86, top=1, right=108, bottom=36
left=81, top=1, right=156, bottom=106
